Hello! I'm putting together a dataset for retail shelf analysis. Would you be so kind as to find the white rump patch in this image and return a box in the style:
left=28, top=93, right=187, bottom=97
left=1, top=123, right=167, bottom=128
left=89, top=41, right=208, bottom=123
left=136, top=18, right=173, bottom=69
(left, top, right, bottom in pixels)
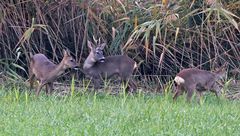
left=174, top=76, right=185, bottom=85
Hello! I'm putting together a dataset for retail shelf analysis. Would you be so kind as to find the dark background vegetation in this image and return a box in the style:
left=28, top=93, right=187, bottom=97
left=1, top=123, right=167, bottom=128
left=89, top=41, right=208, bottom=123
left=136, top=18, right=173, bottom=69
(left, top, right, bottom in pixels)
left=0, top=0, right=239, bottom=84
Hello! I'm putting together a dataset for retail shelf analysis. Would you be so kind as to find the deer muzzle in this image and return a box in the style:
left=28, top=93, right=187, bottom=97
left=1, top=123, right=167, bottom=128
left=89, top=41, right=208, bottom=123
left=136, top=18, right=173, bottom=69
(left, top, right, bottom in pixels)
left=99, top=57, right=105, bottom=62
left=72, top=63, right=80, bottom=70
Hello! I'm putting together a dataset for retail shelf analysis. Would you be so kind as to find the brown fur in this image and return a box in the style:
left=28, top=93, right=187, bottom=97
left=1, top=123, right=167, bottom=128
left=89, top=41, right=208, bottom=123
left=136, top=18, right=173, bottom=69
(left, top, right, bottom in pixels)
left=29, top=50, right=77, bottom=96
left=173, top=64, right=227, bottom=102
left=83, top=41, right=137, bottom=92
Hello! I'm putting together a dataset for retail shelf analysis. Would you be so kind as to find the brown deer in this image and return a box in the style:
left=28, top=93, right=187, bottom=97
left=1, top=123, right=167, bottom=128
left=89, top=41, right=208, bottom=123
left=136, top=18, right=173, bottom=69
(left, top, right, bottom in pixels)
left=83, top=40, right=137, bottom=92
left=29, top=49, right=77, bottom=96
left=173, top=64, right=227, bottom=102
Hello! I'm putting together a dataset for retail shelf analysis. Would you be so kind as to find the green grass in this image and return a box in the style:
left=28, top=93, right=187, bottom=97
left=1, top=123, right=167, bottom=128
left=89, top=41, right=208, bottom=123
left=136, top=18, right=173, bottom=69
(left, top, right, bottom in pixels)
left=0, top=86, right=240, bottom=136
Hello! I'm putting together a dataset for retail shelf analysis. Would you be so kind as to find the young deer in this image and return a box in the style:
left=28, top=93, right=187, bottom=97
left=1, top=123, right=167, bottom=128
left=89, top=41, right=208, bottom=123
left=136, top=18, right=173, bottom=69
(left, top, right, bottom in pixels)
left=29, top=49, right=77, bottom=96
left=83, top=40, right=137, bottom=92
left=173, top=64, right=227, bottom=102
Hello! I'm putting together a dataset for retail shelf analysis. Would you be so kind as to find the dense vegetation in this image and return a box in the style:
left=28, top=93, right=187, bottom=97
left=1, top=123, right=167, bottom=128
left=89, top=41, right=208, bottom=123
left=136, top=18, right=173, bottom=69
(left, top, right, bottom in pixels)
left=0, top=0, right=239, bottom=82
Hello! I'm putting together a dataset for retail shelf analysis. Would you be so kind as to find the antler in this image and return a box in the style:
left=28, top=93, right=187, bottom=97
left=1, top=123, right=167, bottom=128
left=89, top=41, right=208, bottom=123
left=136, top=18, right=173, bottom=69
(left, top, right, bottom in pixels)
left=93, top=35, right=98, bottom=45
left=98, top=38, right=101, bottom=45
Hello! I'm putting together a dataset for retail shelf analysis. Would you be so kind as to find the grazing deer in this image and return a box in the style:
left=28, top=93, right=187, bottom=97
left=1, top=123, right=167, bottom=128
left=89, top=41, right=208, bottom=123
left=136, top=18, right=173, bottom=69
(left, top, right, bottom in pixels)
left=83, top=40, right=137, bottom=92
left=29, top=49, right=77, bottom=96
left=173, top=64, right=227, bottom=102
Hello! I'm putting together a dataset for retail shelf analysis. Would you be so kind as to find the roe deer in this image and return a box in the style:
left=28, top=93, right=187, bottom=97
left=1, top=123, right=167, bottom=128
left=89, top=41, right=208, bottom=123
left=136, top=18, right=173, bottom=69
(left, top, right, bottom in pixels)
left=83, top=40, right=137, bottom=92
left=29, top=49, right=77, bottom=96
left=173, top=64, right=227, bottom=102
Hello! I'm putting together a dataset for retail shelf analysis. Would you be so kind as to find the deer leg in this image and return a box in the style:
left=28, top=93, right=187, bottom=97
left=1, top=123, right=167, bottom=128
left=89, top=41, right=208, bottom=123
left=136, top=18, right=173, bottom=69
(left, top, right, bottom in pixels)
left=211, top=83, right=221, bottom=98
left=186, top=85, right=196, bottom=102
left=36, top=82, right=44, bottom=96
left=92, top=78, right=101, bottom=90
left=36, top=80, right=47, bottom=96
left=45, top=83, right=53, bottom=95
left=120, top=77, right=135, bottom=93
left=120, top=74, right=135, bottom=93
left=121, top=79, right=128, bottom=92
left=197, top=91, right=203, bottom=104
left=123, top=79, right=136, bottom=93
left=29, top=73, right=35, bottom=92
left=173, top=85, right=183, bottom=101
left=48, top=83, right=54, bottom=95
left=29, top=76, right=35, bottom=93
left=186, top=90, right=194, bottom=102
left=45, top=84, right=49, bottom=95
left=129, top=79, right=137, bottom=92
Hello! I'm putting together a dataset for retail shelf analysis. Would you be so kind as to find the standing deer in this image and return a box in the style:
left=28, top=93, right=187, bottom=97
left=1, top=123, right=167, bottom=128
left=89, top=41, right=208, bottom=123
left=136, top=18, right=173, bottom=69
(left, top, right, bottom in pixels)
left=29, top=49, right=77, bottom=96
left=83, top=40, right=137, bottom=92
left=173, top=64, right=227, bottom=102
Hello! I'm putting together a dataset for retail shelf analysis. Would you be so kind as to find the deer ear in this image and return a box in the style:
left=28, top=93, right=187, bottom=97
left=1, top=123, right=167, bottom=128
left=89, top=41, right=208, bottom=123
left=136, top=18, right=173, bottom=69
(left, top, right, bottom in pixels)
left=63, top=49, right=71, bottom=56
left=99, top=43, right=106, bottom=50
left=223, top=62, right=228, bottom=68
left=63, top=49, right=67, bottom=56
left=215, top=62, right=228, bottom=74
left=66, top=49, right=71, bottom=56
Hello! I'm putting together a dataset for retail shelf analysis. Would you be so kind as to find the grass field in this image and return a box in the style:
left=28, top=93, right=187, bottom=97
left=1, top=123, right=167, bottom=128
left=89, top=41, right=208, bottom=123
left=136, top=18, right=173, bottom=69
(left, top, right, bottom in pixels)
left=0, top=85, right=240, bottom=136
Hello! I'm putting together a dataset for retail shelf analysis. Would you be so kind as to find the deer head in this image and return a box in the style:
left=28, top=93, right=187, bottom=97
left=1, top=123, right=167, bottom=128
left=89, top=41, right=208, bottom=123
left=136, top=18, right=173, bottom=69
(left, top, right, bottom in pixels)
left=87, top=40, right=106, bottom=63
left=62, top=49, right=78, bottom=69
left=214, top=62, right=228, bottom=80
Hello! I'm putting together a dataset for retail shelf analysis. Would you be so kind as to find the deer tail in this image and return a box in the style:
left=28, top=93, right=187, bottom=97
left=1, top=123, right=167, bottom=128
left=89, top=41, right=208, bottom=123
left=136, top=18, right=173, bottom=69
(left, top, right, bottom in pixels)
left=174, top=76, right=185, bottom=85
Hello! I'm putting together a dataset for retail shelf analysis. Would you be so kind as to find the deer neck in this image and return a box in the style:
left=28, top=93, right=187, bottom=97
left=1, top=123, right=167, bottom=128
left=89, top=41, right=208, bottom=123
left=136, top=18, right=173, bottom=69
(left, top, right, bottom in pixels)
left=83, top=53, right=96, bottom=70
left=47, top=61, right=65, bottom=80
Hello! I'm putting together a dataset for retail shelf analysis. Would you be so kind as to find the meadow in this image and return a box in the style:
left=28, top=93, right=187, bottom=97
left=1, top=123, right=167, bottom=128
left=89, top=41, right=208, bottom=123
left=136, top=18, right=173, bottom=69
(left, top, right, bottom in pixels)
left=0, top=1, right=239, bottom=135
left=0, top=85, right=240, bottom=136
